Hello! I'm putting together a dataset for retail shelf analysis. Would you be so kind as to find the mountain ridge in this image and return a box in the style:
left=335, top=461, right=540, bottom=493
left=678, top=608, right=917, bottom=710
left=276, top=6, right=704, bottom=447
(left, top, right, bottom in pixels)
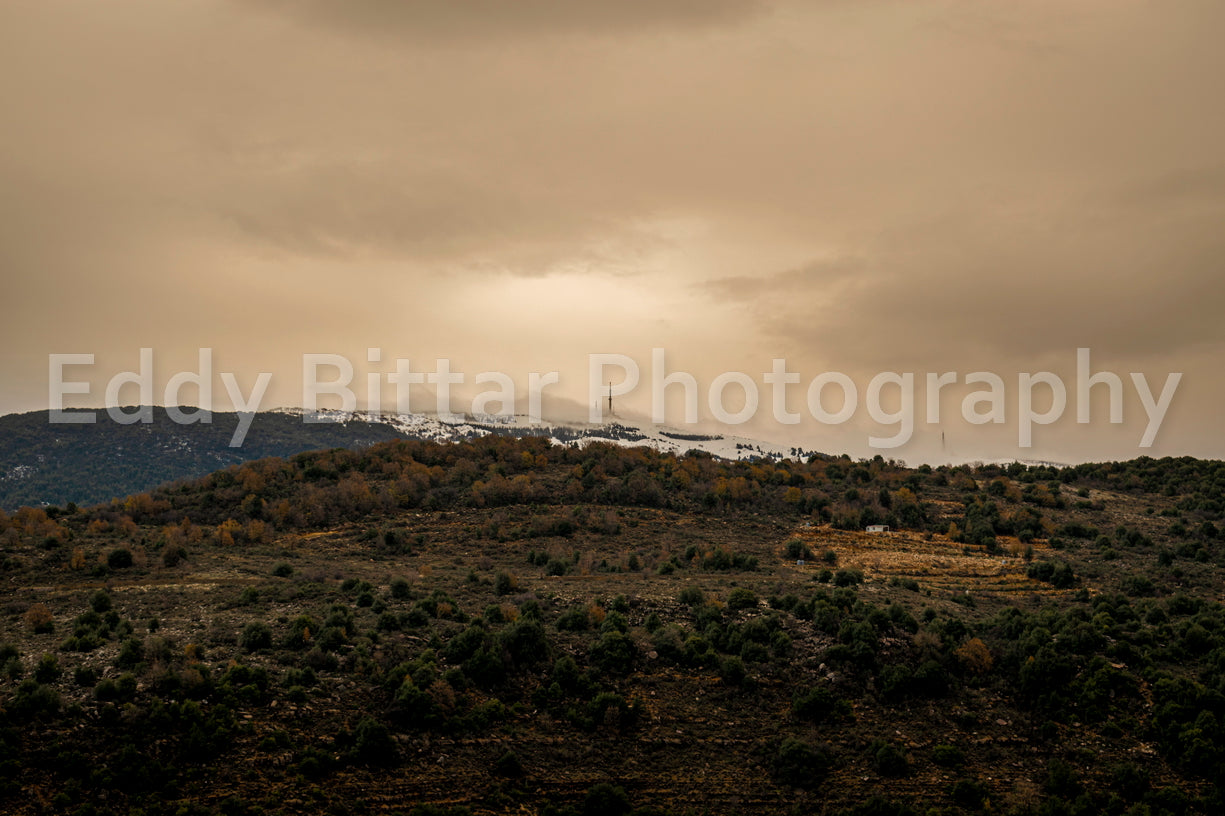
left=0, top=407, right=823, bottom=511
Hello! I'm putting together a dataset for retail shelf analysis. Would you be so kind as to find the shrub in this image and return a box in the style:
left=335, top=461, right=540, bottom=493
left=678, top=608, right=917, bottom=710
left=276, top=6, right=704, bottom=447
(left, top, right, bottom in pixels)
left=950, top=778, right=989, bottom=809
left=1044, top=757, right=1080, bottom=797
left=582, top=782, right=631, bottom=816
left=677, top=586, right=705, bottom=607
left=494, top=572, right=518, bottom=596
left=1027, top=560, right=1076, bottom=588
left=1109, top=761, right=1150, bottom=800
left=493, top=749, right=524, bottom=777
left=931, top=744, right=965, bottom=767
left=792, top=685, right=849, bottom=723
left=1122, top=575, right=1156, bottom=597
left=556, top=606, right=590, bottom=632
left=9, top=680, right=61, bottom=721
left=239, top=622, right=273, bottom=652
left=784, top=539, right=811, bottom=560
left=954, top=637, right=994, bottom=675
left=272, top=563, right=293, bottom=578
left=868, top=739, right=909, bottom=776
left=162, top=545, right=187, bottom=568
left=107, top=548, right=133, bottom=569
left=774, top=737, right=833, bottom=788
left=499, top=619, right=550, bottom=667
left=23, top=603, right=54, bottom=634
left=298, top=646, right=333, bottom=671
left=720, top=655, right=746, bottom=686
left=726, top=588, right=757, bottom=611
left=33, top=653, right=61, bottom=684
left=589, top=631, right=636, bottom=677
left=93, top=678, right=119, bottom=702
left=353, top=716, right=398, bottom=766
left=116, top=638, right=145, bottom=669
left=834, top=569, right=863, bottom=587
left=889, top=577, right=921, bottom=592
left=282, top=615, right=317, bottom=650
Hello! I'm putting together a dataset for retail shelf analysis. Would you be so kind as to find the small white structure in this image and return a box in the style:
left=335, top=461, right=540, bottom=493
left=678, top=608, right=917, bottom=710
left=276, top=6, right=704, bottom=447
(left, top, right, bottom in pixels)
left=865, top=524, right=890, bottom=533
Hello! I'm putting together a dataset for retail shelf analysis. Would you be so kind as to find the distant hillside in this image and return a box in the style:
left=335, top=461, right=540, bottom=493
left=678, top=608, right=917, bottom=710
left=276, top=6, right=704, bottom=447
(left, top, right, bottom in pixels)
left=0, top=408, right=415, bottom=511
left=0, top=408, right=821, bottom=511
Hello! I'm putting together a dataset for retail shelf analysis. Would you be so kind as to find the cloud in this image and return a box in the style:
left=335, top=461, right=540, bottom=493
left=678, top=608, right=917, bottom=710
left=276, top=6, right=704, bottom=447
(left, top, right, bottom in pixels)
left=3, top=0, right=1225, bottom=462
left=696, top=171, right=1225, bottom=372
left=239, top=0, right=769, bottom=42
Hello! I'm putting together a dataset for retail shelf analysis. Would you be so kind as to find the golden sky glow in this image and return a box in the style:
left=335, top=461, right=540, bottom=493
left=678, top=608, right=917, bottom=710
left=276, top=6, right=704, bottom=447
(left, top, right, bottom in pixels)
left=4, top=1, right=1224, bottom=463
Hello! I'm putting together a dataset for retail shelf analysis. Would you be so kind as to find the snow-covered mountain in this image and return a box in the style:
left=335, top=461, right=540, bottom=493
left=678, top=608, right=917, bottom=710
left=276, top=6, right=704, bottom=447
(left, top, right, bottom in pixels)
left=0, top=406, right=823, bottom=510
left=273, top=407, right=824, bottom=462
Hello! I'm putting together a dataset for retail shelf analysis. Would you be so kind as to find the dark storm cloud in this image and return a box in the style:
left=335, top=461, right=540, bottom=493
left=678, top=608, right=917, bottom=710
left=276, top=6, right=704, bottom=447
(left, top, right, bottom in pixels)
left=240, top=0, right=769, bottom=41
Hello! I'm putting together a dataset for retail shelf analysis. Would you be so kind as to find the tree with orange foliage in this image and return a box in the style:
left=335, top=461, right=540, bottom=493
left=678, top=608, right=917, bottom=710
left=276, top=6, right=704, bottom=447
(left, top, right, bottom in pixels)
left=23, top=603, right=55, bottom=634
left=955, top=637, right=994, bottom=675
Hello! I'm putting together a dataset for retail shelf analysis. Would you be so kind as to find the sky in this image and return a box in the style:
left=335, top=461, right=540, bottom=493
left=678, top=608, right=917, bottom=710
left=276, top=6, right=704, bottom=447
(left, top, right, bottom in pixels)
left=2, top=0, right=1224, bottom=465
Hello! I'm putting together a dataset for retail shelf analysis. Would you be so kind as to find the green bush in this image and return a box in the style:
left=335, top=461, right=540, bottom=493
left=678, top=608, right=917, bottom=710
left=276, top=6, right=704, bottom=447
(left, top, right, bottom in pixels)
left=949, top=778, right=989, bottom=809
left=784, top=538, right=811, bottom=560
left=582, top=782, right=631, bottom=816
left=931, top=744, right=965, bottom=767
left=726, top=588, right=757, bottom=611
left=353, top=716, right=398, bottom=766
left=494, top=572, right=518, bottom=596
left=867, top=739, right=909, bottom=776
left=9, top=680, right=61, bottom=721
left=589, top=631, right=636, bottom=676
left=834, top=569, right=863, bottom=587
left=493, top=749, right=524, bottom=777
left=239, top=622, right=273, bottom=652
left=678, top=586, right=705, bottom=607
left=33, top=653, right=61, bottom=684
left=792, top=685, right=849, bottom=723
left=774, top=737, right=833, bottom=788
left=106, top=548, right=133, bottom=569
left=720, top=655, right=746, bottom=686
left=116, top=638, right=145, bottom=668
left=556, top=606, right=591, bottom=632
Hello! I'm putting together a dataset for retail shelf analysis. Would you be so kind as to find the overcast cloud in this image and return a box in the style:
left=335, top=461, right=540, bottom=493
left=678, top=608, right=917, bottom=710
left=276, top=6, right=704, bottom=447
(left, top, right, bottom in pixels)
left=3, top=0, right=1223, bottom=464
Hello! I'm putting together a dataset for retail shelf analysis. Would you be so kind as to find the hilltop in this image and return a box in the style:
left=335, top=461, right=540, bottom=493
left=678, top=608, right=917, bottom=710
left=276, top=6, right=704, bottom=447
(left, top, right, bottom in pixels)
left=0, top=438, right=1223, bottom=815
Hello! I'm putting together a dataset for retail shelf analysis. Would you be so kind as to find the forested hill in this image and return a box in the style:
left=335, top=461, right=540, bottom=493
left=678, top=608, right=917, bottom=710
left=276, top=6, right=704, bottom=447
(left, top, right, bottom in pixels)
left=0, top=408, right=412, bottom=511
left=3, top=438, right=1225, bottom=814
